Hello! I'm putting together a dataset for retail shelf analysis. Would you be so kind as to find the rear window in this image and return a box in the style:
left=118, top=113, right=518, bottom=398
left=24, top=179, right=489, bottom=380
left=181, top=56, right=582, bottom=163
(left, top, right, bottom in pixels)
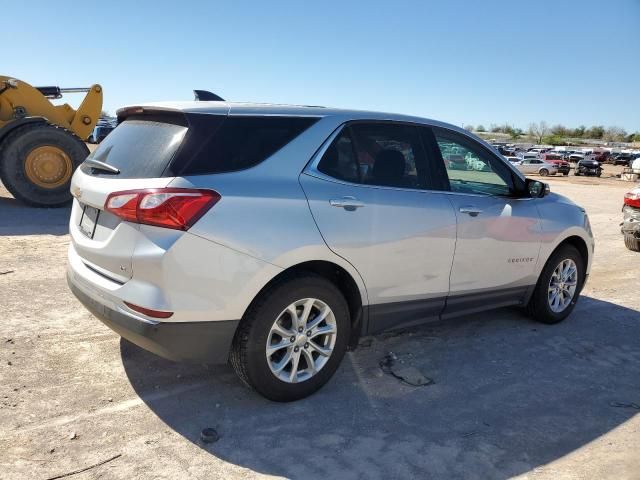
left=178, top=116, right=319, bottom=175
left=82, top=120, right=188, bottom=178
left=82, top=115, right=318, bottom=179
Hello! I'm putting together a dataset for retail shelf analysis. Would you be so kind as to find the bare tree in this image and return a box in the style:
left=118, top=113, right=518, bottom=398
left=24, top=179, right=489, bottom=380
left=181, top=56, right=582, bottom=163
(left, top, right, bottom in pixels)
left=528, top=121, right=549, bottom=144
left=603, top=126, right=627, bottom=142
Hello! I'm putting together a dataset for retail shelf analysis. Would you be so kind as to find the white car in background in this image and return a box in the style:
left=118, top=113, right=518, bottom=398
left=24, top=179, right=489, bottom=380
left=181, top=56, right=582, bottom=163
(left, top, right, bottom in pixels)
left=520, top=152, right=539, bottom=160
left=516, top=159, right=558, bottom=176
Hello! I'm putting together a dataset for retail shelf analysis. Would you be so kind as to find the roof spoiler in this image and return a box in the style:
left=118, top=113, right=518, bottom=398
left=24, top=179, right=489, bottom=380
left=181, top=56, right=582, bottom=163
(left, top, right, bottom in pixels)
left=193, top=90, right=224, bottom=101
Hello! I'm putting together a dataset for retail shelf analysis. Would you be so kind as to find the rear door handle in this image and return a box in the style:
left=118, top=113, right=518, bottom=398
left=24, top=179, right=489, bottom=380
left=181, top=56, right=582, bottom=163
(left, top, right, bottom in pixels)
left=459, top=206, right=483, bottom=217
left=330, top=196, right=364, bottom=210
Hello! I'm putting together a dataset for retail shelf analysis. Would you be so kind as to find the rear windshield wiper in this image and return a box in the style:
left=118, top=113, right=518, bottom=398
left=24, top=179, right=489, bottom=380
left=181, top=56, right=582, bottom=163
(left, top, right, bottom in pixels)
left=84, top=158, right=120, bottom=174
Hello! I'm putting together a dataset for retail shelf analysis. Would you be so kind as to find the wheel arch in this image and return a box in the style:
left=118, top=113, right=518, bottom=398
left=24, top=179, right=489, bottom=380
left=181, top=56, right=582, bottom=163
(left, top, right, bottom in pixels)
left=242, top=260, right=367, bottom=350
left=558, top=235, right=590, bottom=272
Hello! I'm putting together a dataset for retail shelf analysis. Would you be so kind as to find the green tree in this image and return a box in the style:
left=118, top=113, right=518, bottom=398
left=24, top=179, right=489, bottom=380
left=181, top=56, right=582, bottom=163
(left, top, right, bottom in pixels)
left=463, top=125, right=475, bottom=132
left=586, top=126, right=605, bottom=139
left=550, top=124, right=569, bottom=137
left=572, top=125, right=586, bottom=137
left=509, top=128, right=523, bottom=140
left=476, top=125, right=486, bottom=132
left=543, top=135, right=565, bottom=146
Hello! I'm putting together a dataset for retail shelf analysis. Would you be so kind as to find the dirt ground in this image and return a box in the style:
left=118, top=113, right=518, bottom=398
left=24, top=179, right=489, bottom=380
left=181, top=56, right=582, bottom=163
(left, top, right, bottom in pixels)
left=1, top=171, right=639, bottom=480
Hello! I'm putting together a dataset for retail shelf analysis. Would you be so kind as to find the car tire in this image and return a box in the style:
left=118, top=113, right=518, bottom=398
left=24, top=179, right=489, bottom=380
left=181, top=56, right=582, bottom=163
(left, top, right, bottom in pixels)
left=230, top=273, right=351, bottom=402
left=539, top=168, right=549, bottom=176
left=624, top=234, right=640, bottom=252
left=563, top=172, right=568, bottom=176
left=574, top=170, right=580, bottom=176
left=526, top=244, right=585, bottom=325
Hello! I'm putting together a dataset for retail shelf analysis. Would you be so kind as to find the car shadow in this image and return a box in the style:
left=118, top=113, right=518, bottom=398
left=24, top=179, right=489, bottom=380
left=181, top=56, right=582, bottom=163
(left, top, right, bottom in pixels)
left=121, top=296, right=640, bottom=479
left=0, top=195, right=70, bottom=236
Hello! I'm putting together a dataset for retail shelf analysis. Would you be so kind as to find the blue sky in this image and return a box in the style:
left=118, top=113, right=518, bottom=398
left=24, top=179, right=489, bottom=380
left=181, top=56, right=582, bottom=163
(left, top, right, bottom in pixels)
left=4, top=0, right=639, bottom=131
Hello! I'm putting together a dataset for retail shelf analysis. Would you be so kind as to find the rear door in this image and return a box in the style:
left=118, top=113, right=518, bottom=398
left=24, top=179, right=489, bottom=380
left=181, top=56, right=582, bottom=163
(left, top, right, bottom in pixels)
left=70, top=117, right=190, bottom=282
left=300, top=122, right=457, bottom=333
left=428, top=127, right=542, bottom=316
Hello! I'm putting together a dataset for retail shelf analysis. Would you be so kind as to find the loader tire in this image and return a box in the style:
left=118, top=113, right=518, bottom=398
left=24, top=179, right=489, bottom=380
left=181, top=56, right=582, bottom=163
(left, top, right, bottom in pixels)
left=0, top=123, right=89, bottom=207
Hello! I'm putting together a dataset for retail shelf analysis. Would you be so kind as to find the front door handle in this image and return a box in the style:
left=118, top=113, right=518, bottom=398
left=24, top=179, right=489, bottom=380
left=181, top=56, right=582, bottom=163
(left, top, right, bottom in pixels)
left=459, top=206, right=483, bottom=217
left=330, top=196, right=364, bottom=210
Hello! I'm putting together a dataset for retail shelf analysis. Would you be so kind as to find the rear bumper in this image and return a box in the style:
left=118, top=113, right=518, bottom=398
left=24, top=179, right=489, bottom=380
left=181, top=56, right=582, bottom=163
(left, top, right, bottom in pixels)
left=67, top=274, right=239, bottom=363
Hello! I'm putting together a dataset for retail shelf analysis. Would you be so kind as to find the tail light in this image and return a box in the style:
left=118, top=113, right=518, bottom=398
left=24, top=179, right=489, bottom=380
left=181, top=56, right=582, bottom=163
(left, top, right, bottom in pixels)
left=105, top=188, right=220, bottom=230
left=624, top=191, right=640, bottom=208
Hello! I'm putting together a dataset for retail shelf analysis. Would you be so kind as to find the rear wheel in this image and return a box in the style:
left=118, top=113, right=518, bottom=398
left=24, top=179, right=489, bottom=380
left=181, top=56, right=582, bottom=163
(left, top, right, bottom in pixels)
left=0, top=123, right=88, bottom=207
left=230, top=273, right=350, bottom=402
left=624, top=234, right=640, bottom=252
left=526, top=244, right=585, bottom=324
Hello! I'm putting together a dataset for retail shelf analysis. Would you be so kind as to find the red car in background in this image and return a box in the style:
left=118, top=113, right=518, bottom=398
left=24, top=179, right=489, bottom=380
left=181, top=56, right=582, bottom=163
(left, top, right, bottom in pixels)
left=542, top=153, right=570, bottom=176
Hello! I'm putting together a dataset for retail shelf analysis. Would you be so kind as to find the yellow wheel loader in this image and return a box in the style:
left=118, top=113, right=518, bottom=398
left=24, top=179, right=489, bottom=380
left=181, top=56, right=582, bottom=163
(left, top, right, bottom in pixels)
left=0, top=76, right=103, bottom=207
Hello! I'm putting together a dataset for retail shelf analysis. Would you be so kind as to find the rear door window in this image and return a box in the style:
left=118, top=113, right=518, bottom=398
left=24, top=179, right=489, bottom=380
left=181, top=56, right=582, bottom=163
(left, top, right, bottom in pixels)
left=317, top=122, right=432, bottom=190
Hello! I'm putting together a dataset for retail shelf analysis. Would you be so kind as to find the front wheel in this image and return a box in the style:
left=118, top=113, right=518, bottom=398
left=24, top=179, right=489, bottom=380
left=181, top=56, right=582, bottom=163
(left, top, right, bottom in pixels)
left=539, top=168, right=549, bottom=176
left=230, top=273, right=350, bottom=402
left=526, top=244, right=585, bottom=324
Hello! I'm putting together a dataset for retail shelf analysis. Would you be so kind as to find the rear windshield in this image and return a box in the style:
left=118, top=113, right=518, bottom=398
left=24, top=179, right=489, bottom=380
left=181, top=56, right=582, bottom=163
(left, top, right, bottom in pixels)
left=81, top=115, right=318, bottom=178
left=82, top=120, right=187, bottom=178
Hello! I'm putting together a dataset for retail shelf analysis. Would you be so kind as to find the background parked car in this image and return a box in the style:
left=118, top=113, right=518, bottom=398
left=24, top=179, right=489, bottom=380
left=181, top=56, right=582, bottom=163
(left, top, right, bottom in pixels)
left=516, top=159, right=558, bottom=176
left=622, top=187, right=640, bottom=252
left=88, top=125, right=115, bottom=144
left=612, top=152, right=633, bottom=166
left=574, top=159, right=602, bottom=177
left=519, top=152, right=539, bottom=160
left=542, top=153, right=570, bottom=176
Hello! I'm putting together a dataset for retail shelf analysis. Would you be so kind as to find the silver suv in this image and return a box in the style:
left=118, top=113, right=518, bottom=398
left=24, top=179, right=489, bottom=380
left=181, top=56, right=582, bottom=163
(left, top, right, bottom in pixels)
left=67, top=102, right=594, bottom=401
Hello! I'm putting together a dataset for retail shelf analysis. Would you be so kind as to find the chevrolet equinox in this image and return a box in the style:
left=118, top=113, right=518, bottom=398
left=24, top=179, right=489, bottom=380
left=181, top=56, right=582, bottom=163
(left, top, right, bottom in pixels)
left=67, top=102, right=594, bottom=401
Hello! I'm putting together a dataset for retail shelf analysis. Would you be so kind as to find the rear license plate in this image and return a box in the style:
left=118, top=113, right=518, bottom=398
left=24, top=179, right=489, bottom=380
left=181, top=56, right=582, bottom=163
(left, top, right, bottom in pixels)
left=79, top=205, right=100, bottom=239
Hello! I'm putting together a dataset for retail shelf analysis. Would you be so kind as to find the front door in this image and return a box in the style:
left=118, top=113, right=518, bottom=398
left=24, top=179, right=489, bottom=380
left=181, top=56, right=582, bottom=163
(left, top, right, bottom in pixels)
left=430, top=127, right=543, bottom=317
left=300, top=122, right=457, bottom=333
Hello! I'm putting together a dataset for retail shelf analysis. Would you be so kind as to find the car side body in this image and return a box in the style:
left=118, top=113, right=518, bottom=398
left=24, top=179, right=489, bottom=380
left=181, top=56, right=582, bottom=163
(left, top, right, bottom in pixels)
left=67, top=102, right=594, bottom=400
left=516, top=158, right=559, bottom=176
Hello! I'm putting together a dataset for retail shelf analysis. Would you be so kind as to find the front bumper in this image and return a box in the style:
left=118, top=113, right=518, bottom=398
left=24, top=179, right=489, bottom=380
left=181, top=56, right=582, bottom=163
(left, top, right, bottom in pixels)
left=578, top=168, right=601, bottom=175
left=68, top=274, right=239, bottom=364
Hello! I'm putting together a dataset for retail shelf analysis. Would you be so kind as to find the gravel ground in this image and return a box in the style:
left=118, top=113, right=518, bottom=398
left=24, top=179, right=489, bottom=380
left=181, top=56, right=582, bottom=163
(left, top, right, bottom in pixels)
left=1, top=171, right=639, bottom=480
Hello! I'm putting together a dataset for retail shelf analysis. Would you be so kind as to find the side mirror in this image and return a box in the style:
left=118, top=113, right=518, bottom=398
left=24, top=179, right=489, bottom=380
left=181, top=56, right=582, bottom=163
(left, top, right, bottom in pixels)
left=527, top=179, right=549, bottom=198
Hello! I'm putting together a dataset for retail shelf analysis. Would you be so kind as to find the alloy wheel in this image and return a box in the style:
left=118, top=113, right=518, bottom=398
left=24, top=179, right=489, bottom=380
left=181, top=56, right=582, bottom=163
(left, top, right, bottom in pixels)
left=548, top=259, right=578, bottom=313
left=266, top=298, right=337, bottom=383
